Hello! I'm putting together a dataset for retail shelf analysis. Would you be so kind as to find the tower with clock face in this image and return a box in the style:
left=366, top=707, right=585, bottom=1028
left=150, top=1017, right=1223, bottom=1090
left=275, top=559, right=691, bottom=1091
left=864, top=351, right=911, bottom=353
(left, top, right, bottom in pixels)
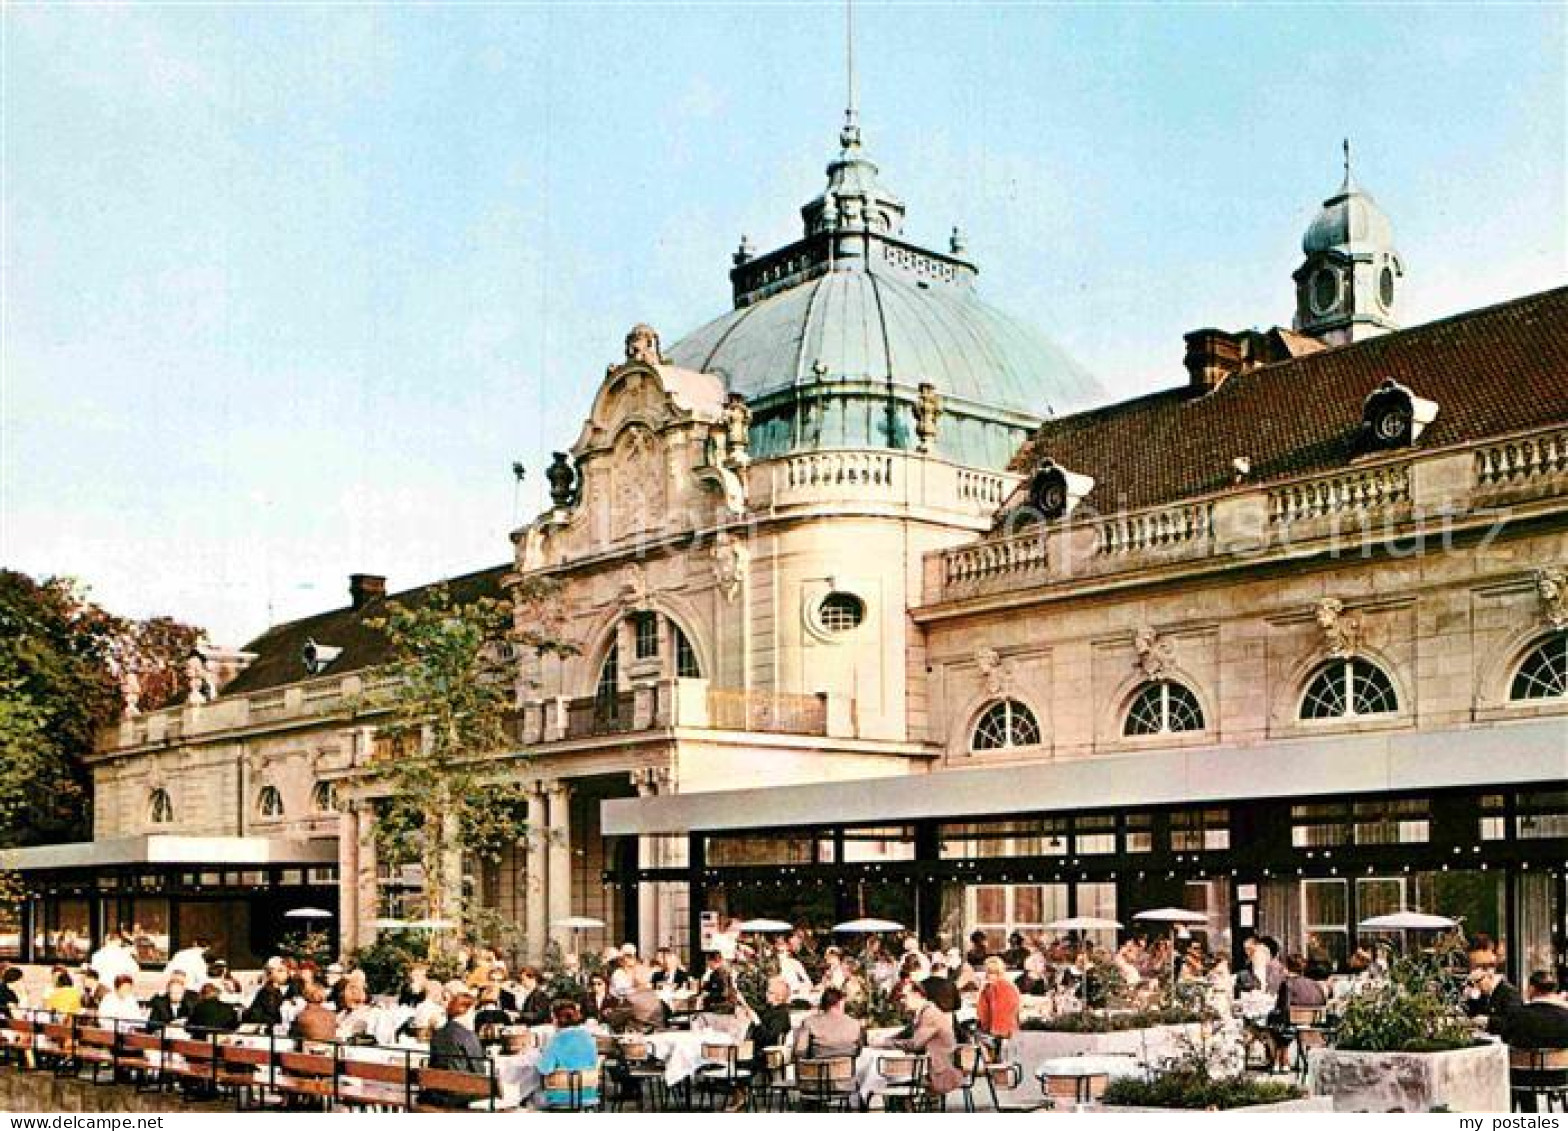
left=1292, top=145, right=1403, bottom=346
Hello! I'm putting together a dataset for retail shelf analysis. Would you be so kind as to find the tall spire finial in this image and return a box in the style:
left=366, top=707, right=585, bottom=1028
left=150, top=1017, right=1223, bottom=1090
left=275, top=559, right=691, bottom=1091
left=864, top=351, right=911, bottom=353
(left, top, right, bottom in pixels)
left=840, top=0, right=861, bottom=151
left=1341, top=137, right=1353, bottom=190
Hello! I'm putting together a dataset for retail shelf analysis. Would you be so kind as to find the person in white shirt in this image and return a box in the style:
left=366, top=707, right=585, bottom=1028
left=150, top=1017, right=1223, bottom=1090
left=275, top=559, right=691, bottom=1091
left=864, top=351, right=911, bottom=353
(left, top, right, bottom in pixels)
left=97, top=975, right=145, bottom=1028
left=165, top=938, right=209, bottom=988
left=772, top=938, right=812, bottom=1001
left=89, top=935, right=140, bottom=986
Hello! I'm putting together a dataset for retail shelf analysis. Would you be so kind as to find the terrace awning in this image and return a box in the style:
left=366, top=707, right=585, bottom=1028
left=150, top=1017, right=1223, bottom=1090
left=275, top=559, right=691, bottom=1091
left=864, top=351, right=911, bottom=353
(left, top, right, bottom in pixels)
left=0, top=834, right=337, bottom=873
left=602, top=717, right=1568, bottom=836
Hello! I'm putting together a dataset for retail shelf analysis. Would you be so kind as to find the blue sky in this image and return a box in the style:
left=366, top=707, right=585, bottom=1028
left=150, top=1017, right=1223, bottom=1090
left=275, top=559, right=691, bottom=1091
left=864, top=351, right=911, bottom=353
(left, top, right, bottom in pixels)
left=4, top=1, right=1564, bottom=643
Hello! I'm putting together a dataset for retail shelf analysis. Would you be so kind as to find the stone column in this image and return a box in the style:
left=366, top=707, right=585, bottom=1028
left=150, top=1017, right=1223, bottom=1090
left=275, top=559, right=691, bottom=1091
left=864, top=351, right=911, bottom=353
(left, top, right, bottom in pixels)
left=353, top=801, right=379, bottom=946
left=546, top=780, right=574, bottom=953
left=631, top=770, right=659, bottom=952
left=338, top=807, right=360, bottom=951
left=522, top=782, right=548, bottom=962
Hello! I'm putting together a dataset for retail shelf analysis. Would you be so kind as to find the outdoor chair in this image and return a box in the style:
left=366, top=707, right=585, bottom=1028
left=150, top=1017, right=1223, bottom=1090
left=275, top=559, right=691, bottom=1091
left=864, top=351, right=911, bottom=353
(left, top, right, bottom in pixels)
left=754, top=1045, right=792, bottom=1112
left=953, top=1043, right=985, bottom=1112
left=112, top=1030, right=163, bottom=1090
left=610, top=1037, right=667, bottom=1111
left=1510, top=1048, right=1568, bottom=1113
left=794, top=1055, right=856, bottom=1112
left=1288, top=1006, right=1332, bottom=1081
left=74, top=1023, right=117, bottom=1084
left=876, top=1052, right=939, bottom=1112
left=540, top=1067, right=602, bottom=1112
left=414, top=1063, right=505, bottom=1112
left=983, top=1062, right=1048, bottom=1113
left=692, top=1039, right=754, bottom=1110
left=161, top=1035, right=220, bottom=1098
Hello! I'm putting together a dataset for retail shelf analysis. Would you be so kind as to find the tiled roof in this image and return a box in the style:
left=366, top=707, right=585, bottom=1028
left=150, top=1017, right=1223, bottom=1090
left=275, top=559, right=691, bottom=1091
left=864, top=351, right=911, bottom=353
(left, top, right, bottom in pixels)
left=222, top=564, right=510, bottom=697
left=1008, top=286, right=1568, bottom=512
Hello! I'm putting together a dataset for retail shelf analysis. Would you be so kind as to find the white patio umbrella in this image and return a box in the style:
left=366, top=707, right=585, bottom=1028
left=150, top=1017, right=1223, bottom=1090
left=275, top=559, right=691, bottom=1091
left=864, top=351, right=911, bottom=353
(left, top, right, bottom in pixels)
left=370, top=918, right=410, bottom=930
left=1358, top=911, right=1458, bottom=931
left=551, top=916, right=607, bottom=930
left=1133, top=908, right=1209, bottom=924
left=832, top=918, right=906, bottom=933
left=283, top=907, right=333, bottom=920
left=1044, top=916, right=1123, bottom=932
left=738, top=918, right=795, bottom=933
left=406, top=918, right=456, bottom=931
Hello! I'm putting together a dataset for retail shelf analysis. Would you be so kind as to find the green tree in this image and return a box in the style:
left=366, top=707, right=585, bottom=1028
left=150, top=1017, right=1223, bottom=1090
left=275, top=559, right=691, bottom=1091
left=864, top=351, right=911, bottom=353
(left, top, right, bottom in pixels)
left=0, top=570, right=207, bottom=847
left=365, top=578, right=570, bottom=957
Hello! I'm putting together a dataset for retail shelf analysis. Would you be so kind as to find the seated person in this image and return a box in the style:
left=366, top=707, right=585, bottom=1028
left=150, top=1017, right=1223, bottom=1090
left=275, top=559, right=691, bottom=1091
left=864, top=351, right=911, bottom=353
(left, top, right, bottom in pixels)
left=602, top=966, right=666, bottom=1033
left=514, top=967, right=551, bottom=1026
left=187, top=982, right=240, bottom=1034
left=423, top=993, right=493, bottom=1108
left=44, top=970, right=82, bottom=1016
left=290, top=985, right=338, bottom=1044
left=1265, top=953, right=1328, bottom=1070
left=145, top=973, right=192, bottom=1032
left=536, top=999, right=600, bottom=1109
left=792, top=987, right=863, bottom=1061
left=473, top=983, right=513, bottom=1034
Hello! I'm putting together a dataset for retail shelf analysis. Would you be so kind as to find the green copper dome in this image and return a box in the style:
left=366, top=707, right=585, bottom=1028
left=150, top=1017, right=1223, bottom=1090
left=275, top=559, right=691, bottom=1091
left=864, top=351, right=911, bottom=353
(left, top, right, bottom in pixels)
left=665, top=128, right=1102, bottom=470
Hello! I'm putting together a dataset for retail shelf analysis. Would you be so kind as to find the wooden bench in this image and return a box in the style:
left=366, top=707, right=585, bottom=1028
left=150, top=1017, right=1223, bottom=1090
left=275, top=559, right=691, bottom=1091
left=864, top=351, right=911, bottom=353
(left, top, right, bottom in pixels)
left=335, top=1055, right=412, bottom=1112
left=74, top=1025, right=118, bottom=1083
left=215, top=1042, right=273, bottom=1110
left=274, top=1049, right=336, bottom=1110
left=162, top=1036, right=219, bottom=1094
left=112, top=1031, right=162, bottom=1089
left=541, top=1067, right=601, bottom=1112
left=413, top=1065, right=500, bottom=1112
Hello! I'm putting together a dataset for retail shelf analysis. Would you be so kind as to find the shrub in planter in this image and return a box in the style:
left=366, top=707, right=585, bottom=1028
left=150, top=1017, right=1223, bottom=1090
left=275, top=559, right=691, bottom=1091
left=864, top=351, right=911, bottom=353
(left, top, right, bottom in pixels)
left=1102, top=1070, right=1305, bottom=1110
left=350, top=931, right=464, bottom=995
left=1022, top=1005, right=1201, bottom=1033
left=1333, top=951, right=1473, bottom=1053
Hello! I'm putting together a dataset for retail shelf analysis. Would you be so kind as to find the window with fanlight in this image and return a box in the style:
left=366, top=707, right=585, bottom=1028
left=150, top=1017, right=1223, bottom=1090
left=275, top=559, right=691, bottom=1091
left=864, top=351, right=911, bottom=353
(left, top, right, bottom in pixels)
left=1510, top=634, right=1567, bottom=702
left=1300, top=658, right=1399, bottom=720
left=312, top=780, right=338, bottom=814
left=1123, top=680, right=1205, bottom=736
left=256, top=785, right=285, bottom=820
left=970, top=699, right=1042, bottom=751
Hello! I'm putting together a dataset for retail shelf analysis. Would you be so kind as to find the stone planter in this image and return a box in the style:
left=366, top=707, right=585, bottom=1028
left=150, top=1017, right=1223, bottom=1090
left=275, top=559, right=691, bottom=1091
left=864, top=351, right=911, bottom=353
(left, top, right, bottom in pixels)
left=1307, top=1042, right=1509, bottom=1113
left=1014, top=1023, right=1200, bottom=1080
left=1105, top=1096, right=1335, bottom=1113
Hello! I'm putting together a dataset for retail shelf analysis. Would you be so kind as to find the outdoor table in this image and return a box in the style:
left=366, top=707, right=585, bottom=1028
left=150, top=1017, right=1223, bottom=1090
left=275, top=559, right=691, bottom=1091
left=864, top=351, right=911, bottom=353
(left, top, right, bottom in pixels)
left=492, top=1048, right=542, bottom=1105
left=647, top=1028, right=735, bottom=1086
left=1034, top=1055, right=1138, bottom=1104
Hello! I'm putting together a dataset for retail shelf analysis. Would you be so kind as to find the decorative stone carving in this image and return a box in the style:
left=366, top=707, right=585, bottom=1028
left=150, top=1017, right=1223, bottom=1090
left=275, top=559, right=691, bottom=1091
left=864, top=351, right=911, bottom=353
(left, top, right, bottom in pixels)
left=619, top=565, right=651, bottom=611
left=546, top=452, right=577, bottom=509
left=722, top=394, right=752, bottom=468
left=629, top=766, right=675, bottom=796
left=1535, top=567, right=1568, bottom=629
left=915, top=382, right=941, bottom=454
left=184, top=650, right=216, bottom=705
left=1133, top=626, right=1177, bottom=679
left=624, top=323, right=663, bottom=366
left=711, top=532, right=749, bottom=602
left=975, top=647, right=1016, bottom=696
left=612, top=426, right=665, bottom=535
left=1314, top=598, right=1363, bottom=658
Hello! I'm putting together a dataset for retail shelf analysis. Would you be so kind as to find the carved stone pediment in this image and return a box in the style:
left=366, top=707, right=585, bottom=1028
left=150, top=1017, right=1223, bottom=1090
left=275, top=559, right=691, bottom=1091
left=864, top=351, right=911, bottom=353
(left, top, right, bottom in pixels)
left=1313, top=598, right=1364, bottom=658
left=1133, top=626, right=1176, bottom=679
left=1536, top=567, right=1567, bottom=629
left=975, top=647, right=1015, bottom=696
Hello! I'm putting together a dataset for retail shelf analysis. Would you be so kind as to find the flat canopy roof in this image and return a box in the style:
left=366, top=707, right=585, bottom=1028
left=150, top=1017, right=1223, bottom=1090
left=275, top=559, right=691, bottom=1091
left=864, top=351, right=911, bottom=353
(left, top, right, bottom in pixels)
left=0, top=834, right=338, bottom=873
left=603, top=718, right=1568, bottom=836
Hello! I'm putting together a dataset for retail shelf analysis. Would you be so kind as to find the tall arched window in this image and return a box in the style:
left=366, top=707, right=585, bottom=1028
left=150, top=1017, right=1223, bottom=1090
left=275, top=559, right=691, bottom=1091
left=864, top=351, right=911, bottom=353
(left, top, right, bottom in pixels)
left=312, top=780, right=338, bottom=814
left=1511, top=634, right=1567, bottom=701
left=147, top=788, right=174, bottom=826
left=1300, top=658, right=1399, bottom=720
left=1123, top=680, right=1206, bottom=736
left=673, top=624, right=701, bottom=679
left=257, top=784, right=285, bottom=819
left=970, top=699, right=1042, bottom=751
left=599, top=613, right=703, bottom=687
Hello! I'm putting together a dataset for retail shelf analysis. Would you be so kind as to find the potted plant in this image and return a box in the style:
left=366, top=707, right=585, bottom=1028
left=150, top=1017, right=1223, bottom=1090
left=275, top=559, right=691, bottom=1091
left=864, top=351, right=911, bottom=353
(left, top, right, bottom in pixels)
left=1100, top=1017, right=1331, bottom=1112
left=1308, top=951, right=1508, bottom=1112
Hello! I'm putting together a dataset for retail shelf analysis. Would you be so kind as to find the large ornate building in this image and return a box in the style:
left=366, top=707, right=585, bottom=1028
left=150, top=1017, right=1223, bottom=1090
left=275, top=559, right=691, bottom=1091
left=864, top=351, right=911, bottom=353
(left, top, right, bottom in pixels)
left=6, top=119, right=1565, bottom=980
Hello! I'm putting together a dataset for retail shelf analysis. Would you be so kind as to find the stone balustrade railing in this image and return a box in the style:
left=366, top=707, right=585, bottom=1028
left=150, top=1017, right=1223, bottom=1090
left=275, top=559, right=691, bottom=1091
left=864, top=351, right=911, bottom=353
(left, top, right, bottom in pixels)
left=1475, top=429, right=1568, bottom=487
left=756, top=448, right=1020, bottom=522
left=1268, top=464, right=1412, bottom=526
left=517, top=678, right=854, bottom=744
left=925, top=427, right=1568, bottom=606
left=104, top=671, right=373, bottom=751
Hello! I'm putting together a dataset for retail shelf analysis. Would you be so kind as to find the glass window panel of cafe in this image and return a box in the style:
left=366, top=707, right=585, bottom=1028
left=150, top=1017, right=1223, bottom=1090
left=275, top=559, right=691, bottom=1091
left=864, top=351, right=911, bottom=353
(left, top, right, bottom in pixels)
left=43, top=898, right=93, bottom=963
left=126, top=899, right=171, bottom=964
left=939, top=820, right=1069, bottom=859
left=0, top=899, right=19, bottom=960
left=967, top=883, right=1069, bottom=952
left=1302, top=878, right=1350, bottom=970
left=1170, top=808, right=1230, bottom=852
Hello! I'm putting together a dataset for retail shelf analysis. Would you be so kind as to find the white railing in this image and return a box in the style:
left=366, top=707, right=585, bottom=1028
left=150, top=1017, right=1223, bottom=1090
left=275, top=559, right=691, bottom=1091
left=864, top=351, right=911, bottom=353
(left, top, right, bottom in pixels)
left=956, top=469, right=1007, bottom=508
left=784, top=451, right=896, bottom=491
left=942, top=529, right=1050, bottom=590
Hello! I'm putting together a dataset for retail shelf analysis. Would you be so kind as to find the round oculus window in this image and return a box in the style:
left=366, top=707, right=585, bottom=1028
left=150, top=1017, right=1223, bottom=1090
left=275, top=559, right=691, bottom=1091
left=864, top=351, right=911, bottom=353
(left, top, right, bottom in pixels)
left=817, top=592, right=866, bottom=633
left=1310, top=268, right=1340, bottom=316
left=1378, top=265, right=1396, bottom=309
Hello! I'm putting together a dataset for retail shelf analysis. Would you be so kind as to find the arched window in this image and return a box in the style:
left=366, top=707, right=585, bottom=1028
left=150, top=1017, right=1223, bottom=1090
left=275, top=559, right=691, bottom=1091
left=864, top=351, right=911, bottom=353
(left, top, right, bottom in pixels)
left=1511, top=634, right=1567, bottom=702
left=1123, top=680, right=1206, bottom=736
left=312, top=780, right=338, bottom=814
left=257, top=785, right=285, bottom=819
left=147, top=788, right=174, bottom=826
left=970, top=699, right=1042, bottom=751
left=1300, top=658, right=1399, bottom=720
left=596, top=642, right=620, bottom=704
left=673, top=624, right=701, bottom=679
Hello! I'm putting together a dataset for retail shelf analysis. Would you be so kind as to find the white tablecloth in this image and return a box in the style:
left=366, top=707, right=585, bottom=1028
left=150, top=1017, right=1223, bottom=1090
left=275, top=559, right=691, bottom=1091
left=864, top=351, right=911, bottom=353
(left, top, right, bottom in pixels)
left=493, top=1050, right=541, bottom=1104
left=647, top=1029, right=734, bottom=1086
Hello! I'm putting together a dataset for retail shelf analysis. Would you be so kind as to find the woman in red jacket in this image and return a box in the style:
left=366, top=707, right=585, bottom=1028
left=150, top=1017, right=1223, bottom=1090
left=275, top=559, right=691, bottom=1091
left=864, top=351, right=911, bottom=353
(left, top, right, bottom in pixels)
left=976, top=956, right=1021, bottom=1061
